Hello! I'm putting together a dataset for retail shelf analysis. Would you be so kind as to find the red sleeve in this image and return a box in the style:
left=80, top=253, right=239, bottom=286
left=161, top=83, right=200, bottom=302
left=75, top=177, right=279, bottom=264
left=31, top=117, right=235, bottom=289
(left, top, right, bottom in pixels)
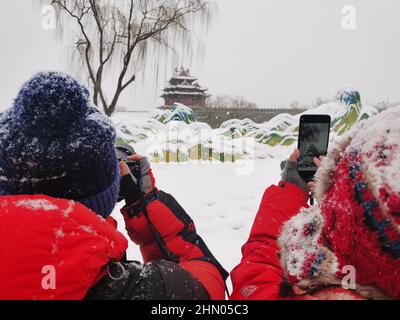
left=121, top=190, right=228, bottom=300
left=230, top=182, right=309, bottom=300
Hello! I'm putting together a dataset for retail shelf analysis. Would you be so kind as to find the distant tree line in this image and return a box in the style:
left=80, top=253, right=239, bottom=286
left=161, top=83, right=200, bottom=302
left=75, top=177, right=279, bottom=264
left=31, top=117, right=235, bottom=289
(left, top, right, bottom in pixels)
left=206, top=95, right=309, bottom=110
left=374, top=101, right=400, bottom=112
left=206, top=95, right=258, bottom=109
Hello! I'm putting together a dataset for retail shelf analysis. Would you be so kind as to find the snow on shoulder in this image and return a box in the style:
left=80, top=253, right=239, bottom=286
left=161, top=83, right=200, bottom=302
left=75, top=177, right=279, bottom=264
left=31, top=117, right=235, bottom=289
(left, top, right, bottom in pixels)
left=14, top=198, right=59, bottom=211
left=352, top=106, right=400, bottom=194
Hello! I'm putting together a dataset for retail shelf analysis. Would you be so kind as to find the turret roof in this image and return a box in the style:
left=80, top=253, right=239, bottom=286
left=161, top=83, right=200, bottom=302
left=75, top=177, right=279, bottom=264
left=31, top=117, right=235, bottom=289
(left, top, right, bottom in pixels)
left=163, top=67, right=208, bottom=95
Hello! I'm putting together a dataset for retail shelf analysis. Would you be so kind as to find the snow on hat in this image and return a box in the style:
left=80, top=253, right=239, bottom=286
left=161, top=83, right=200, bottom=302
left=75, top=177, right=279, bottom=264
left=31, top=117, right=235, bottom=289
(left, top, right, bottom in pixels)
left=279, top=106, right=400, bottom=299
left=0, top=71, right=119, bottom=218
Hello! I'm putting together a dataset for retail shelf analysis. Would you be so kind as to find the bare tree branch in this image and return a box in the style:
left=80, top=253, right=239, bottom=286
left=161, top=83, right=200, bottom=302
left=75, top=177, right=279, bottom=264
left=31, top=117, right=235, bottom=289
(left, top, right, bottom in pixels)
left=43, top=0, right=214, bottom=116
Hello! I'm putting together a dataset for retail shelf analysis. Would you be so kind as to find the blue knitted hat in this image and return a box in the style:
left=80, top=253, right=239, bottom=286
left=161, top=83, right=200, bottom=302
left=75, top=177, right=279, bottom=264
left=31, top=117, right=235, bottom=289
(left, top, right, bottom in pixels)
left=0, top=72, right=119, bottom=218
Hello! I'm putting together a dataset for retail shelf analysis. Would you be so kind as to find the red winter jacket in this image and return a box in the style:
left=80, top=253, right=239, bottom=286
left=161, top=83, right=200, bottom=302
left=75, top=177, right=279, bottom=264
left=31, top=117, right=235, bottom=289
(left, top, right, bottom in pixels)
left=0, top=191, right=226, bottom=299
left=230, top=182, right=363, bottom=300
left=121, top=188, right=227, bottom=300
left=0, top=195, right=128, bottom=300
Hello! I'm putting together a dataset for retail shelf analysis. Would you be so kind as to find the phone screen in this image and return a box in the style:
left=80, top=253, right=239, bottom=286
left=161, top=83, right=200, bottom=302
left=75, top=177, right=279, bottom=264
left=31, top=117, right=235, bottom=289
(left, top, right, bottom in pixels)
left=298, top=115, right=331, bottom=180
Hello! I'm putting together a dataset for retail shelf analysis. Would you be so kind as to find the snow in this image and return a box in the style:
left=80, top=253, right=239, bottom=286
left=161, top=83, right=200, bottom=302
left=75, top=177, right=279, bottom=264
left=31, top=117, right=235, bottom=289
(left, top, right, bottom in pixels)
left=278, top=205, right=339, bottom=283
left=63, top=200, right=75, bottom=217
left=109, top=89, right=380, bottom=291
left=14, top=199, right=58, bottom=211
left=79, top=225, right=98, bottom=236
left=51, top=243, right=58, bottom=255
left=113, top=91, right=378, bottom=164
left=54, top=228, right=65, bottom=239
left=112, top=159, right=283, bottom=289
left=351, top=106, right=400, bottom=194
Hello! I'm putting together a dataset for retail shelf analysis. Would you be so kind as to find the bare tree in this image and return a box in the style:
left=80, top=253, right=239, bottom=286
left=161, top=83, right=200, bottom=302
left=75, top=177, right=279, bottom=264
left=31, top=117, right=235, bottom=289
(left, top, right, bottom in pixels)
left=43, top=0, right=213, bottom=116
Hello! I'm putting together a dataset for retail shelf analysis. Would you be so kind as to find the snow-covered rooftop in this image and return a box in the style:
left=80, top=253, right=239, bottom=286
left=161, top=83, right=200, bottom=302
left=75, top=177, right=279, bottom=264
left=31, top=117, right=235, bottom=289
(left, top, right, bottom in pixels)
left=172, top=67, right=197, bottom=79
left=162, top=91, right=209, bottom=96
left=164, top=83, right=208, bottom=91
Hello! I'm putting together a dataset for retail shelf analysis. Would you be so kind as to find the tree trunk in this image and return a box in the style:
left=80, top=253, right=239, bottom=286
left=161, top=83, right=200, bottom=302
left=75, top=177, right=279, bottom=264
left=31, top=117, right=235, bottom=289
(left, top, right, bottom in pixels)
left=93, top=88, right=99, bottom=106
left=106, top=94, right=120, bottom=117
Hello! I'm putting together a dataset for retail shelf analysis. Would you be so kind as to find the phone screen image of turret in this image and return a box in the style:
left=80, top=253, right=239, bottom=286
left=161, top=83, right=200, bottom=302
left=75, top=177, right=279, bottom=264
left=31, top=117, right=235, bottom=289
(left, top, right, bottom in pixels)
left=298, top=122, right=330, bottom=171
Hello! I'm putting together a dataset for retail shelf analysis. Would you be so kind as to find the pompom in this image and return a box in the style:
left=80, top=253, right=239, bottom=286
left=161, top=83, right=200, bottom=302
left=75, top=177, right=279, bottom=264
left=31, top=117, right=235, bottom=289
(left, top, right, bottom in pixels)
left=11, top=72, right=90, bottom=135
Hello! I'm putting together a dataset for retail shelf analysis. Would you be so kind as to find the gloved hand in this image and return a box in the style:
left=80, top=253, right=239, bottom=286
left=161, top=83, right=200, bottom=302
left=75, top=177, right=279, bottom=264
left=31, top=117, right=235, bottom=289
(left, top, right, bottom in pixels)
left=119, top=155, right=156, bottom=206
left=280, top=149, right=309, bottom=193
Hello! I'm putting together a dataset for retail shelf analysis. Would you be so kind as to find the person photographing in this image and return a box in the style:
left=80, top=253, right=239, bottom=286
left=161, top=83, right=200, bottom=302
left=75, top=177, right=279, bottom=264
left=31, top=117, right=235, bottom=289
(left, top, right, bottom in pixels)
left=231, top=107, right=400, bottom=300
left=0, top=71, right=227, bottom=300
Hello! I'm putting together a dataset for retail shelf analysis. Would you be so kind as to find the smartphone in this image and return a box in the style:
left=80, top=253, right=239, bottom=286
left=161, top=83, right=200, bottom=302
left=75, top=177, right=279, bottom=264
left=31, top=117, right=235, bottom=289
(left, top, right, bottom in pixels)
left=297, top=115, right=331, bottom=183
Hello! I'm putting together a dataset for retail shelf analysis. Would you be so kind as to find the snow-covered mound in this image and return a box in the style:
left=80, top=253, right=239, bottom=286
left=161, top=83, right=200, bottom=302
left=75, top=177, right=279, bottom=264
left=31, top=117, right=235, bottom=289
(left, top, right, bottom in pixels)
left=154, top=103, right=197, bottom=124
left=113, top=88, right=378, bottom=162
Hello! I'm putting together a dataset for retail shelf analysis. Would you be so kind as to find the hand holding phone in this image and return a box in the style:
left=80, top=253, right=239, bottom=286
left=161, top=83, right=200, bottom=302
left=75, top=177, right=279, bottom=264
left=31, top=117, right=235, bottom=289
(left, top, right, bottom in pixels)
left=281, top=149, right=309, bottom=193
left=297, top=115, right=331, bottom=183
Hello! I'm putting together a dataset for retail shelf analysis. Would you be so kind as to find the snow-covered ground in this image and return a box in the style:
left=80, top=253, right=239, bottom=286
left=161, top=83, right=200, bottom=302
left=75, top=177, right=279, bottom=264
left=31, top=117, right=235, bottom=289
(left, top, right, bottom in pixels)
left=112, top=159, right=282, bottom=287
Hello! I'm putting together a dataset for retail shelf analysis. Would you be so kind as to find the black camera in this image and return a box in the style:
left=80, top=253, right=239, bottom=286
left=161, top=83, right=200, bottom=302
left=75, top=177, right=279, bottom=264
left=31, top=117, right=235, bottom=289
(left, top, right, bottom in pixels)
left=116, top=144, right=142, bottom=202
left=116, top=144, right=142, bottom=180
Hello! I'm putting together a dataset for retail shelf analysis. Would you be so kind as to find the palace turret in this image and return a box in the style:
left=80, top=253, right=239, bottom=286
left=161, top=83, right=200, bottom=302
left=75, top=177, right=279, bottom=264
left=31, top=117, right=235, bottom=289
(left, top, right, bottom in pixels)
left=161, top=67, right=210, bottom=108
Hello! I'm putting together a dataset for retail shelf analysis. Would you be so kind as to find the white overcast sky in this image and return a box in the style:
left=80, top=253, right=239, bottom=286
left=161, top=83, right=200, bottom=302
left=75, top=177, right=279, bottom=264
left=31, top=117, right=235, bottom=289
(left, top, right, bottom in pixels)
left=0, top=0, right=400, bottom=111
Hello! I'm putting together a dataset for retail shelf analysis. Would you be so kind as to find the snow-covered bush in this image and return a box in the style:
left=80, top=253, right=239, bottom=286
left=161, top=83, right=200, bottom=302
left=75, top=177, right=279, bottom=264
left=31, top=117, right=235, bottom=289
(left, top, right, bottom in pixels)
left=153, top=103, right=197, bottom=124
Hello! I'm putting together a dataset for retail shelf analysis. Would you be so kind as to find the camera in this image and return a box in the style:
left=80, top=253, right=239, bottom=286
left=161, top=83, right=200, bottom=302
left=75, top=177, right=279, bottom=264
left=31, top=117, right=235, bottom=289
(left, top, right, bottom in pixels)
left=116, top=144, right=142, bottom=202
left=116, top=144, right=142, bottom=181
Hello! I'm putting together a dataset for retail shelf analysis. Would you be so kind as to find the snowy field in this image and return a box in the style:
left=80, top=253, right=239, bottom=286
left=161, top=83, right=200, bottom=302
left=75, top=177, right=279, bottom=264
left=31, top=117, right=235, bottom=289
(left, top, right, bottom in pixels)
left=112, top=159, right=283, bottom=286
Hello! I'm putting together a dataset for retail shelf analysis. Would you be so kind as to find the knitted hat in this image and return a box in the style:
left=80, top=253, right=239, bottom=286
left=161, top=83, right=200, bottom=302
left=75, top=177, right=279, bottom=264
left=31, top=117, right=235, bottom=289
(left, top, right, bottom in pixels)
left=0, top=72, right=119, bottom=218
left=279, top=106, right=400, bottom=299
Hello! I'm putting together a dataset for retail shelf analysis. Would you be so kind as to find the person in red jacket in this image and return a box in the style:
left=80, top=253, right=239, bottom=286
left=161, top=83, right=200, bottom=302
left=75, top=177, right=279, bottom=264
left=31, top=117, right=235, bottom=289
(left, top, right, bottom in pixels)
left=231, top=107, right=400, bottom=300
left=0, top=72, right=227, bottom=300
